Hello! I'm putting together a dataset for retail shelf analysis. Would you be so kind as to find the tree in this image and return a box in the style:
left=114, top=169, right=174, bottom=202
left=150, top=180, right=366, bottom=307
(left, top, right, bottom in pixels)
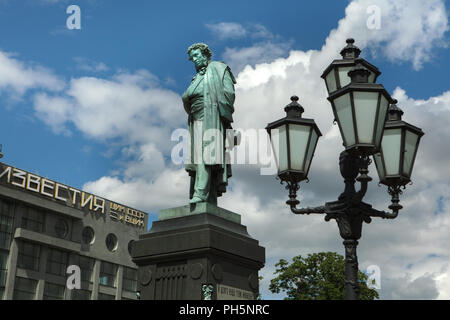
left=269, top=252, right=379, bottom=300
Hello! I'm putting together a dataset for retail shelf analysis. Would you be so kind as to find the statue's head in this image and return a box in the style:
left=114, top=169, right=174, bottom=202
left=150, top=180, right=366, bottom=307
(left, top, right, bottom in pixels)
left=187, top=43, right=212, bottom=71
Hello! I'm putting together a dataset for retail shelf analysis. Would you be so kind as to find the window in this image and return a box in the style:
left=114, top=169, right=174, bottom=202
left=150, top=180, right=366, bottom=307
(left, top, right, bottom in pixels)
left=21, top=206, right=44, bottom=233
left=71, top=289, right=91, bottom=300
left=122, top=267, right=138, bottom=292
left=78, top=255, right=95, bottom=283
left=0, top=199, right=14, bottom=250
left=105, top=233, right=118, bottom=252
left=17, top=241, right=40, bottom=271
left=98, top=293, right=115, bottom=300
left=82, top=226, right=95, bottom=245
left=43, top=282, right=65, bottom=300
left=0, top=251, right=8, bottom=299
left=13, top=277, right=37, bottom=300
left=54, top=219, right=69, bottom=239
left=46, top=248, right=69, bottom=277
left=99, top=261, right=117, bottom=288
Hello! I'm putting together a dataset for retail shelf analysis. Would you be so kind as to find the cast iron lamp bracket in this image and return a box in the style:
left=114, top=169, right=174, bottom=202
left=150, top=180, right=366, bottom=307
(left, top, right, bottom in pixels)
left=284, top=151, right=403, bottom=224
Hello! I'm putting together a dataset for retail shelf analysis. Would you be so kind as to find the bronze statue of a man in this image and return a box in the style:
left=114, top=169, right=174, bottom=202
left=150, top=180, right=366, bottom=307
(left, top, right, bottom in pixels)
left=182, top=43, right=236, bottom=205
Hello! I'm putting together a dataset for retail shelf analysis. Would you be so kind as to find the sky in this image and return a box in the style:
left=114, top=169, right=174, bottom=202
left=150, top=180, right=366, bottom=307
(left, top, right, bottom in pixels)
left=0, top=0, right=449, bottom=300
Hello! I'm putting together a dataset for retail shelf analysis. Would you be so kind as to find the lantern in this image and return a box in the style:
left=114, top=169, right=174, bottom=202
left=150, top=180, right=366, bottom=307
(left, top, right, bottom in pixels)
left=374, top=100, right=424, bottom=186
left=266, top=96, right=322, bottom=184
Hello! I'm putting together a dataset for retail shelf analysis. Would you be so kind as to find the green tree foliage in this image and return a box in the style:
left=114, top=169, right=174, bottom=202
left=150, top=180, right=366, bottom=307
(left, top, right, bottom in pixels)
left=269, top=252, right=379, bottom=300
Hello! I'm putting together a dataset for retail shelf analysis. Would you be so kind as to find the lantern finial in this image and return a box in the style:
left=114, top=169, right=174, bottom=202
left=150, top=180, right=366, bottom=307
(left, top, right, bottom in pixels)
left=340, top=38, right=361, bottom=60
left=285, top=95, right=304, bottom=118
left=387, top=99, right=404, bottom=121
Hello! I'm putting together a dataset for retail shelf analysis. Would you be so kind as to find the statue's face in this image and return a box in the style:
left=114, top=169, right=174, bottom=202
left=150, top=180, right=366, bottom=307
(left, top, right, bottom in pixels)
left=189, top=48, right=208, bottom=71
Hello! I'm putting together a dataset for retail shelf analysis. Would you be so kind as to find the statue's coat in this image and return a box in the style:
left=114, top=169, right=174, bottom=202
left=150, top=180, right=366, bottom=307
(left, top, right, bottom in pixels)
left=182, top=61, right=236, bottom=198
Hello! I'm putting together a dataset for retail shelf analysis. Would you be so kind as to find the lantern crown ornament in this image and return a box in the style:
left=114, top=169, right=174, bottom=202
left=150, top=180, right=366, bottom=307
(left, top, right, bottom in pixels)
left=321, top=39, right=381, bottom=95
left=266, top=96, right=322, bottom=188
left=284, top=95, right=304, bottom=118
left=348, top=63, right=371, bottom=83
left=340, top=38, right=361, bottom=59
left=386, top=99, right=404, bottom=120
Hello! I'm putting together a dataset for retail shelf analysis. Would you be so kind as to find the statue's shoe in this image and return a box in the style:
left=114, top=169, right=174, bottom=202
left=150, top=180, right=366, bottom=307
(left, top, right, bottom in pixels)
left=189, top=197, right=204, bottom=204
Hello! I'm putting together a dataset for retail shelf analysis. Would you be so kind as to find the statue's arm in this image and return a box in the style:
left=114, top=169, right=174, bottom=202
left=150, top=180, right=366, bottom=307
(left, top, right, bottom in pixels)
left=181, top=91, right=191, bottom=114
left=183, top=100, right=191, bottom=114
left=222, top=67, right=235, bottom=112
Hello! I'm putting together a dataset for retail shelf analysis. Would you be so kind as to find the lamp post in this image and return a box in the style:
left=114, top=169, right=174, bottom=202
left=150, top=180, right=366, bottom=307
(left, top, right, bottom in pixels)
left=266, top=39, right=424, bottom=300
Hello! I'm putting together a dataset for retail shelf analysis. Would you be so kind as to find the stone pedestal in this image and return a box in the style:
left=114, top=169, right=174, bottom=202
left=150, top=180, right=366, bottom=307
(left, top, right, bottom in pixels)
left=131, top=203, right=265, bottom=300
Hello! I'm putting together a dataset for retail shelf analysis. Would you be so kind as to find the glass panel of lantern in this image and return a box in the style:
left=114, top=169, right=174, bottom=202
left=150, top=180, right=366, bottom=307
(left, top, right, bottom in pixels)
left=269, top=124, right=288, bottom=173
left=304, top=129, right=319, bottom=175
left=333, top=93, right=356, bottom=146
left=325, top=69, right=337, bottom=93
left=289, top=124, right=310, bottom=171
left=403, top=130, right=420, bottom=177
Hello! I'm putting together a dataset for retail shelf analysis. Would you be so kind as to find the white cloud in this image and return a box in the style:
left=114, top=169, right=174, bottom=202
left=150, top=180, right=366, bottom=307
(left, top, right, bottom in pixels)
left=205, top=22, right=292, bottom=73
left=223, top=41, right=293, bottom=75
left=319, top=0, right=449, bottom=70
left=33, top=93, right=74, bottom=135
left=83, top=168, right=189, bottom=212
left=206, top=22, right=277, bottom=42
left=206, top=22, right=293, bottom=74
left=205, top=22, right=248, bottom=40
left=381, top=273, right=440, bottom=299
left=0, top=50, right=64, bottom=98
left=248, top=23, right=275, bottom=40
left=31, top=69, right=188, bottom=211
left=73, top=57, right=109, bottom=73
left=34, top=70, right=184, bottom=149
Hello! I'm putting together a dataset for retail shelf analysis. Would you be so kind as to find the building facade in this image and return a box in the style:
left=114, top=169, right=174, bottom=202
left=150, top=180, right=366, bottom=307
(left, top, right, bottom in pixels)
left=0, top=162, right=148, bottom=300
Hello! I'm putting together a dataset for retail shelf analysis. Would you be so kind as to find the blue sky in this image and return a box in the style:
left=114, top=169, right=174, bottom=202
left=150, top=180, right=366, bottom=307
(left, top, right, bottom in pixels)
left=0, top=0, right=449, bottom=299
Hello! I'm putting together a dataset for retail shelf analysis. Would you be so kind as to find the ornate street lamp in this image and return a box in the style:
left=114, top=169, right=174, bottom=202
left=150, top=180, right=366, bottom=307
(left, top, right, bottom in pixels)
left=267, top=39, right=425, bottom=300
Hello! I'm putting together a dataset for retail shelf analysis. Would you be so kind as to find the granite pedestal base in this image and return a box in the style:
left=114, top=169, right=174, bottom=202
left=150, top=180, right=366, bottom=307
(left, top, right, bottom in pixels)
left=131, top=203, right=265, bottom=300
